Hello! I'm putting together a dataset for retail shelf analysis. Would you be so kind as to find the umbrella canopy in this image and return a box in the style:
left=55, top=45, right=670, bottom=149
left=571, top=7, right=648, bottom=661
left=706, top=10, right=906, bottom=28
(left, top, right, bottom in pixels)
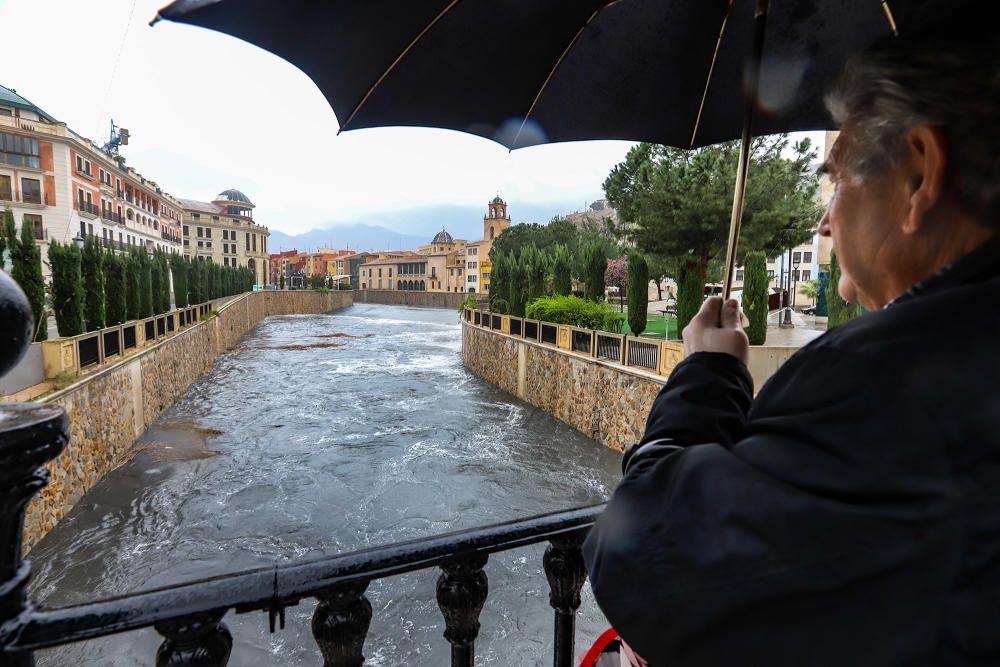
left=155, top=0, right=934, bottom=150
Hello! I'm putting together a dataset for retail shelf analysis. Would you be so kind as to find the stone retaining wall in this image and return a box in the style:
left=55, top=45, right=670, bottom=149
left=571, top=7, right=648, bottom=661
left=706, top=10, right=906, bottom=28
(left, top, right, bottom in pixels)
left=462, top=321, right=665, bottom=453
left=355, top=289, right=467, bottom=309
left=23, top=290, right=353, bottom=552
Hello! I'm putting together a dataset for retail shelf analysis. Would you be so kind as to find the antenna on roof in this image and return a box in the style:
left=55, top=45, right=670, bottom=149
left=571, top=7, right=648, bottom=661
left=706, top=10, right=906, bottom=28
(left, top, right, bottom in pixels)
left=102, top=119, right=129, bottom=157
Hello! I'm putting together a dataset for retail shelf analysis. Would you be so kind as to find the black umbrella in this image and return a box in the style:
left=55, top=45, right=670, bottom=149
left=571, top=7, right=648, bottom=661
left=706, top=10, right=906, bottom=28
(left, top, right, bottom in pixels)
left=152, top=0, right=933, bottom=296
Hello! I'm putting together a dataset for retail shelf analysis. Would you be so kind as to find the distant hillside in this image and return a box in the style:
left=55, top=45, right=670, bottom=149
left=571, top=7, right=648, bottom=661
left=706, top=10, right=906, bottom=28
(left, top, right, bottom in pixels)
left=267, top=224, right=427, bottom=254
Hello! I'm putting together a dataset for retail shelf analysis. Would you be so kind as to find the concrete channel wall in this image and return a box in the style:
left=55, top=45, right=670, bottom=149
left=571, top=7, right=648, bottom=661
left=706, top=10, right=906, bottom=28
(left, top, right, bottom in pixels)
left=22, top=289, right=353, bottom=552
left=355, top=289, right=467, bottom=309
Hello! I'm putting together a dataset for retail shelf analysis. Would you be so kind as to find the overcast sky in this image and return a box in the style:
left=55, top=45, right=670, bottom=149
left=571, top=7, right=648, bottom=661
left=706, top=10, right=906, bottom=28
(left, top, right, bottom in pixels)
left=2, top=0, right=826, bottom=240
left=0, top=0, right=647, bottom=236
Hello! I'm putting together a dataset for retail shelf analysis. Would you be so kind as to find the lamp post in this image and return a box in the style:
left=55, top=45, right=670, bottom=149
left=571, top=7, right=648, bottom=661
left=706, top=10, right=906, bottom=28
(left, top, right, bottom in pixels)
left=780, top=248, right=794, bottom=328
left=792, top=255, right=802, bottom=310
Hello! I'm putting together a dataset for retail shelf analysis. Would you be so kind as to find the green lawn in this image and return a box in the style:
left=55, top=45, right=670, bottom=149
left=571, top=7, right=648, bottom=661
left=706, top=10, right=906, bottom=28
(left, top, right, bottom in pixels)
left=613, top=309, right=680, bottom=339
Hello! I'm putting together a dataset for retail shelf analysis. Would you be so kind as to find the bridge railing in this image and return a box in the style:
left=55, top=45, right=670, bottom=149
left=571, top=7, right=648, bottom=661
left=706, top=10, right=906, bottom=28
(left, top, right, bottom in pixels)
left=0, top=407, right=602, bottom=666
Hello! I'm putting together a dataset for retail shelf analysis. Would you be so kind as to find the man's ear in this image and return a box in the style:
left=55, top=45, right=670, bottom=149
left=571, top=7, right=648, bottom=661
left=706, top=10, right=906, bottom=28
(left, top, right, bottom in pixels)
left=902, top=125, right=948, bottom=234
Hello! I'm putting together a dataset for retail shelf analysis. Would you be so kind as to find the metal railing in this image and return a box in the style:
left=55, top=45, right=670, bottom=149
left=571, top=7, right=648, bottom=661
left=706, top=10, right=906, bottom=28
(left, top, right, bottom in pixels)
left=571, top=328, right=594, bottom=356
left=0, top=408, right=602, bottom=667
left=101, top=210, right=124, bottom=225
left=596, top=332, right=624, bottom=363
left=77, top=200, right=99, bottom=216
left=626, top=338, right=660, bottom=371
left=540, top=323, right=558, bottom=346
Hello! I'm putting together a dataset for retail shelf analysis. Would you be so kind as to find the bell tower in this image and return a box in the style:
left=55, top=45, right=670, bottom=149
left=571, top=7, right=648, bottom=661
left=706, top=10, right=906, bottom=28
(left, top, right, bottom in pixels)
left=484, top=196, right=511, bottom=242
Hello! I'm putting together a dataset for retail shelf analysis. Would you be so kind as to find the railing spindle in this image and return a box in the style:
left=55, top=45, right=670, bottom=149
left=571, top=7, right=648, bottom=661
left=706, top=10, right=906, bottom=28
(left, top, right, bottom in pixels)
left=154, top=611, right=232, bottom=666
left=436, top=554, right=488, bottom=667
left=544, top=534, right=587, bottom=667
left=312, top=579, right=372, bottom=667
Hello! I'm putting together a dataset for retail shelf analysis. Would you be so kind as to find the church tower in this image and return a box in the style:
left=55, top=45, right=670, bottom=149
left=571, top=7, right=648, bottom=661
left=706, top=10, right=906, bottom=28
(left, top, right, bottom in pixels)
left=484, top=196, right=511, bottom=242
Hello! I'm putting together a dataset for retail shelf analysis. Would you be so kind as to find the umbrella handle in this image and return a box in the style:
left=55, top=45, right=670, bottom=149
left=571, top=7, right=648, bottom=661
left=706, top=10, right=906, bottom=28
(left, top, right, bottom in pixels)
left=721, top=0, right=770, bottom=305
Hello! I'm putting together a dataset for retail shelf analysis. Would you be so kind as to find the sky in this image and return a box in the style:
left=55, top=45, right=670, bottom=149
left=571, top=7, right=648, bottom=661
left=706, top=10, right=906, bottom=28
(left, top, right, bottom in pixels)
left=0, top=0, right=643, bottom=238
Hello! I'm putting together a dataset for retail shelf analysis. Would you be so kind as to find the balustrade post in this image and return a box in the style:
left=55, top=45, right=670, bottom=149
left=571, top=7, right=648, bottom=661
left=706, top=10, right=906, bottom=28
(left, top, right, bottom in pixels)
left=0, top=404, right=69, bottom=667
left=154, top=611, right=232, bottom=667
left=312, top=579, right=372, bottom=667
left=436, top=554, right=488, bottom=667
left=543, top=533, right=587, bottom=667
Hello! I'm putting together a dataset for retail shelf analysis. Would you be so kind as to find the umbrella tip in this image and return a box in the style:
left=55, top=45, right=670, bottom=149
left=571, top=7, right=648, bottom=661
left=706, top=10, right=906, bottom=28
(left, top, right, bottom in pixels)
left=149, top=12, right=162, bottom=27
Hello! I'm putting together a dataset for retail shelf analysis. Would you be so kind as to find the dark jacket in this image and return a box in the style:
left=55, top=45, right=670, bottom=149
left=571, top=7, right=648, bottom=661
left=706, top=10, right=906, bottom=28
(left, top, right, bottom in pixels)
left=583, top=238, right=1000, bottom=666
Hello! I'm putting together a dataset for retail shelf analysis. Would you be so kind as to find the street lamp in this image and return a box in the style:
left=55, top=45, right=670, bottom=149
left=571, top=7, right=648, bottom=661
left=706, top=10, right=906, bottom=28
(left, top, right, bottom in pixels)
left=791, top=255, right=802, bottom=310
left=780, top=248, right=795, bottom=328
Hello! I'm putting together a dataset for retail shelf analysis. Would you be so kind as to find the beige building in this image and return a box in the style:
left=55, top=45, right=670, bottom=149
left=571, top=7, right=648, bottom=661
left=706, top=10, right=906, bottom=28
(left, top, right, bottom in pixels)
left=179, top=189, right=270, bottom=286
left=466, top=197, right=511, bottom=293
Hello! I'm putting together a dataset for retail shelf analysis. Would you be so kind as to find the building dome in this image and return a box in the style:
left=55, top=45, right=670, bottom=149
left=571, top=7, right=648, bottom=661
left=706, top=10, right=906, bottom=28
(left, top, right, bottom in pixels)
left=491, top=195, right=504, bottom=204
left=215, top=189, right=253, bottom=205
left=431, top=229, right=454, bottom=244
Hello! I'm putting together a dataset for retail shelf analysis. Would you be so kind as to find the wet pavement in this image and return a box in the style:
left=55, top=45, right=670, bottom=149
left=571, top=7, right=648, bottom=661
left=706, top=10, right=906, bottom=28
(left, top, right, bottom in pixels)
left=28, top=304, right=623, bottom=666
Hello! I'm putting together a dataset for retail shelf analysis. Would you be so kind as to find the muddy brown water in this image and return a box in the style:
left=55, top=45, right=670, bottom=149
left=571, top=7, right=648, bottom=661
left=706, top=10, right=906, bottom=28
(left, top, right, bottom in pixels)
left=28, top=304, right=624, bottom=665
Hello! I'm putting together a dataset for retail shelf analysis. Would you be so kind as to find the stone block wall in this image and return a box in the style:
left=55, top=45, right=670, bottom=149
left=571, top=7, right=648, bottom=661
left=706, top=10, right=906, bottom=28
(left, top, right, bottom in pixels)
left=355, top=289, right=467, bottom=309
left=462, top=322, right=664, bottom=453
left=22, top=290, right=352, bottom=552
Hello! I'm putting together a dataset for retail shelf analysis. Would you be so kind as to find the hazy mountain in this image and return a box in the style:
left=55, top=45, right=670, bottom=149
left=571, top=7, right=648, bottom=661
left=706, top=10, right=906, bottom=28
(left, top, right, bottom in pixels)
left=268, top=200, right=596, bottom=253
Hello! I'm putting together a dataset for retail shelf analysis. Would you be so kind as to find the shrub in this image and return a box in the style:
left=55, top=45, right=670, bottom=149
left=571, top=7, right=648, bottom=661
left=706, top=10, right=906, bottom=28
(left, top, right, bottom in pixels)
left=626, top=253, right=648, bottom=335
left=9, top=211, right=47, bottom=341
left=526, top=294, right=617, bottom=330
left=457, top=295, right=477, bottom=314
left=827, top=250, right=863, bottom=328
left=676, top=261, right=703, bottom=338
left=743, top=251, right=768, bottom=345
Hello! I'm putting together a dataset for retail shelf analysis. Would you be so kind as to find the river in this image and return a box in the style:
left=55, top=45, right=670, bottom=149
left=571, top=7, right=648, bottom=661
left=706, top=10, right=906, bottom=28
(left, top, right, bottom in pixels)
left=28, top=303, right=624, bottom=665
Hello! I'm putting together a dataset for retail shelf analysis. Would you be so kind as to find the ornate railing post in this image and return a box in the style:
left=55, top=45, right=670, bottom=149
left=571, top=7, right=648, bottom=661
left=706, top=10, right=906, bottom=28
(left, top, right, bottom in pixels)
left=312, top=579, right=372, bottom=667
left=544, top=533, right=587, bottom=667
left=154, top=611, right=232, bottom=666
left=0, top=404, right=69, bottom=667
left=436, top=554, right=488, bottom=667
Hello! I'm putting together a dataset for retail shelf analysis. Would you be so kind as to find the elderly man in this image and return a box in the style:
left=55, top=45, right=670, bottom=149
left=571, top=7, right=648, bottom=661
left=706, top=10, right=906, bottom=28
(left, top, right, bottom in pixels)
left=583, top=23, right=999, bottom=667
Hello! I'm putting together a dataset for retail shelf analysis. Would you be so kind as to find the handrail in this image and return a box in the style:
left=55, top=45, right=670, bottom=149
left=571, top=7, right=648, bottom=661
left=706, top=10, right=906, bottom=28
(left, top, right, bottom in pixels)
left=7, top=503, right=603, bottom=652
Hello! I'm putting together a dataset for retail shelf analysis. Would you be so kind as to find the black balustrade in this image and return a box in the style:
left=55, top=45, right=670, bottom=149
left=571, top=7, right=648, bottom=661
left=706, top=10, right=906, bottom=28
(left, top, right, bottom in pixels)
left=77, top=334, right=100, bottom=368
left=524, top=320, right=539, bottom=341
left=312, top=580, right=372, bottom=667
left=627, top=339, right=660, bottom=371
left=571, top=330, right=593, bottom=355
left=510, top=317, right=522, bottom=337
left=540, top=323, right=558, bottom=346
left=596, top=333, right=623, bottom=362
left=123, top=324, right=137, bottom=350
left=437, top=554, right=489, bottom=666
left=490, top=314, right=501, bottom=330
left=544, top=532, right=588, bottom=667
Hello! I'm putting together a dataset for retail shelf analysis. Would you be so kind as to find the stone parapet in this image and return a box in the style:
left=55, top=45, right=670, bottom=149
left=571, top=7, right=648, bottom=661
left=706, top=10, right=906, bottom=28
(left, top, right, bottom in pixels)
left=22, top=289, right=352, bottom=552
left=354, top=289, right=467, bottom=309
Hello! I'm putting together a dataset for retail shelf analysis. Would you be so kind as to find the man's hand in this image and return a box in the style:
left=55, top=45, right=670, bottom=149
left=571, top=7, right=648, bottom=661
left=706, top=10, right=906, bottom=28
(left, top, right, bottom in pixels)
left=681, top=297, right=749, bottom=365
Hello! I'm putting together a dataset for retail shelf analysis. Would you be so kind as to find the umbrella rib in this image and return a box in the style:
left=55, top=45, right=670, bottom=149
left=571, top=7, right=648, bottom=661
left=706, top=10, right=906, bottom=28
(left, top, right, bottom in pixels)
left=510, top=1, right=620, bottom=150
left=689, top=0, right=735, bottom=148
left=338, top=0, right=463, bottom=133
left=879, top=0, right=899, bottom=36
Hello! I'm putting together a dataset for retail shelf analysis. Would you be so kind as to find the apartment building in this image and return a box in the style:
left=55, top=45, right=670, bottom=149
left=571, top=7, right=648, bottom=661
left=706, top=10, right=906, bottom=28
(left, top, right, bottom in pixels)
left=1, top=85, right=182, bottom=279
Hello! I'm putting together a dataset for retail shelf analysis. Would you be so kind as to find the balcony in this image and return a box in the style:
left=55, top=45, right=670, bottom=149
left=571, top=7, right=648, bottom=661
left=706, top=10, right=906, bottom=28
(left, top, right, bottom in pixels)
left=2, top=190, right=52, bottom=207
left=77, top=201, right=99, bottom=218
left=161, top=230, right=182, bottom=243
left=101, top=210, right=124, bottom=225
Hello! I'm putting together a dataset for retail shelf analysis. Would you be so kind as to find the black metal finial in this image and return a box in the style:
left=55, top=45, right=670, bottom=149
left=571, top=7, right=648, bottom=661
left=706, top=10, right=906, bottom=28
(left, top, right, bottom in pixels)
left=0, top=270, right=33, bottom=378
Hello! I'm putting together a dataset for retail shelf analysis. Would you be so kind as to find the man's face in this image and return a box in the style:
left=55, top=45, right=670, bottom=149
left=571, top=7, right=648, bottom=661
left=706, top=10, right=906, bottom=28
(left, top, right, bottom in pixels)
left=817, top=128, right=909, bottom=310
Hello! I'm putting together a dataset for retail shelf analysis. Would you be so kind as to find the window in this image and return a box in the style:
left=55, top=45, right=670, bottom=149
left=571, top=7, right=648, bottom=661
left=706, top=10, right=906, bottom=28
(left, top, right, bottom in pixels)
left=21, top=178, right=41, bottom=204
left=204, top=227, right=211, bottom=238
left=802, top=270, right=812, bottom=281
left=192, top=213, right=200, bottom=220
left=252, top=234, right=256, bottom=252
left=197, top=227, right=203, bottom=237
left=206, top=241, right=212, bottom=248
left=468, top=275, right=477, bottom=283
left=490, top=227, right=495, bottom=240
left=378, top=279, right=382, bottom=289
left=767, top=269, right=775, bottom=278
left=388, top=268, right=392, bottom=277
left=1, top=133, right=40, bottom=168
left=212, top=216, right=219, bottom=222
left=183, top=225, right=189, bottom=236
left=245, top=232, right=249, bottom=251
left=0, top=175, right=11, bottom=200
left=378, top=268, right=382, bottom=277
left=467, top=261, right=477, bottom=269
left=803, top=251, right=813, bottom=263
left=792, top=251, right=801, bottom=263
left=468, top=247, right=476, bottom=255
left=735, top=270, right=744, bottom=281
left=24, top=214, right=43, bottom=240
left=482, top=272, right=491, bottom=281
left=198, top=240, right=203, bottom=247
left=0, top=108, right=10, bottom=117
left=184, top=239, right=189, bottom=246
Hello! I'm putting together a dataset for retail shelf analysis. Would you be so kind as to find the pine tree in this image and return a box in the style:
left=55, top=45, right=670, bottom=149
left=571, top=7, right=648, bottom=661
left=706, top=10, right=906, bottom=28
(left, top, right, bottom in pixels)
left=743, top=251, right=769, bottom=345
left=81, top=236, right=105, bottom=331
left=10, top=214, right=47, bottom=341
left=627, top=252, right=649, bottom=336
left=48, top=240, right=84, bottom=337
left=551, top=244, right=572, bottom=296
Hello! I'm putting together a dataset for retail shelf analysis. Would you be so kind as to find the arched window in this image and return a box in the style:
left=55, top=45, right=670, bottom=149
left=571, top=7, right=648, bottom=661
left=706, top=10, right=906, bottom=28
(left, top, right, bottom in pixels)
left=490, top=226, right=495, bottom=240
left=491, top=207, right=496, bottom=217
left=420, top=280, right=425, bottom=290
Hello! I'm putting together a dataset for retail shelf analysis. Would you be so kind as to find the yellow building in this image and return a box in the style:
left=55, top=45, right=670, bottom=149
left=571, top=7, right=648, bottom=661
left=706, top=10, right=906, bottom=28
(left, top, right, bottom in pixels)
left=179, top=189, right=270, bottom=286
left=465, top=196, right=511, bottom=293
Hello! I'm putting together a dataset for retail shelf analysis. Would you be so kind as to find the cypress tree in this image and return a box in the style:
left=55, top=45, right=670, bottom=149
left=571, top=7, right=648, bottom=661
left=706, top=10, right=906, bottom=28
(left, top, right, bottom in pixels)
left=10, top=214, right=47, bottom=341
left=125, top=252, right=141, bottom=321
left=187, top=258, right=200, bottom=305
left=104, top=251, right=127, bottom=325
left=743, top=250, right=769, bottom=345
left=171, top=254, right=188, bottom=308
left=583, top=242, right=606, bottom=302
left=81, top=236, right=105, bottom=331
left=627, top=253, right=649, bottom=336
left=279, top=274, right=285, bottom=289
left=676, top=260, right=703, bottom=338
left=551, top=244, right=572, bottom=296
left=136, top=249, right=153, bottom=318
left=150, top=251, right=163, bottom=314
left=827, top=250, right=863, bottom=329
left=48, top=240, right=84, bottom=337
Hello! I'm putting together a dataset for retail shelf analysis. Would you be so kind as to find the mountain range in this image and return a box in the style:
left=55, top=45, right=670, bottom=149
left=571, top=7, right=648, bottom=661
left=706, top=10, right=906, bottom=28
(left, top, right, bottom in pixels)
left=267, top=200, right=597, bottom=253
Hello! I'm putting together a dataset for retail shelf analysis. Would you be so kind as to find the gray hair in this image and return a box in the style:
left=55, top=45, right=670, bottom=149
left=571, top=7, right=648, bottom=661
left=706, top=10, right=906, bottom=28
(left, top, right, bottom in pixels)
left=825, top=28, right=1000, bottom=223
